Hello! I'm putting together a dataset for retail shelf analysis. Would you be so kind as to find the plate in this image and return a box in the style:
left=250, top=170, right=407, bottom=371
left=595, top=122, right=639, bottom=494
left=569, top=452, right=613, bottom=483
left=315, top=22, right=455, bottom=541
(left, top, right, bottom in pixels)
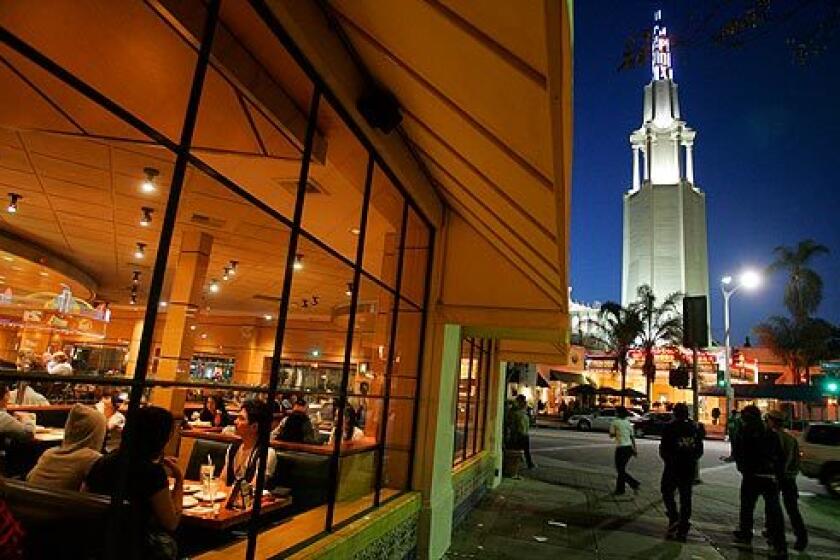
left=182, top=496, right=198, bottom=508
left=195, top=490, right=226, bottom=502
left=183, top=483, right=203, bottom=494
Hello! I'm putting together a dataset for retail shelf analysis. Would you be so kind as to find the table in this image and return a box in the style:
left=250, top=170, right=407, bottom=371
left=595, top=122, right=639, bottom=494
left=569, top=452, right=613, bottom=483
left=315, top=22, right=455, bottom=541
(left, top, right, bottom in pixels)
left=179, top=483, right=292, bottom=531
left=34, top=427, right=65, bottom=443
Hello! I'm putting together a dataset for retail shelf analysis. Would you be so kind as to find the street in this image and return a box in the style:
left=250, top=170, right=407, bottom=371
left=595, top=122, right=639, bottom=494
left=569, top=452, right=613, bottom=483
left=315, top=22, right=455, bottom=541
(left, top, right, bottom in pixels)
left=446, top=427, right=840, bottom=559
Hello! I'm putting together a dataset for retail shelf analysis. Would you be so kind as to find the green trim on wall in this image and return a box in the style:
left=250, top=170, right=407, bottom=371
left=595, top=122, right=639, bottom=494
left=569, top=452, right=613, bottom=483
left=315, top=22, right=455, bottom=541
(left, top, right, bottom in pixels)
left=288, top=493, right=421, bottom=559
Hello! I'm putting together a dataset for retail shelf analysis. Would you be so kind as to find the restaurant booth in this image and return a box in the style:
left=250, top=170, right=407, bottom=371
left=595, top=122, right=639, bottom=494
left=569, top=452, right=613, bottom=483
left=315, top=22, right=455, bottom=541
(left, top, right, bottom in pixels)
left=0, top=1, right=573, bottom=559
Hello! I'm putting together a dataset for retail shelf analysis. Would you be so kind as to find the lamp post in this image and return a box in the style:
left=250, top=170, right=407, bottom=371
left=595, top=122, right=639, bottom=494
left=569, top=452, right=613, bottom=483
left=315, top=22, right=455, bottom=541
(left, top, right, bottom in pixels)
left=721, top=270, right=761, bottom=416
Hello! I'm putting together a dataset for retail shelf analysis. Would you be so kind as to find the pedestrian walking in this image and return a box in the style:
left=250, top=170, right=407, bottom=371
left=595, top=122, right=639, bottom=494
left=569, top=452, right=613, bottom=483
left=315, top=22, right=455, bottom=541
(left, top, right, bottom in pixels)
left=722, top=409, right=741, bottom=462
left=766, top=410, right=807, bottom=551
left=504, top=395, right=535, bottom=472
left=659, top=403, right=704, bottom=541
left=610, top=406, right=639, bottom=495
left=732, top=405, right=787, bottom=558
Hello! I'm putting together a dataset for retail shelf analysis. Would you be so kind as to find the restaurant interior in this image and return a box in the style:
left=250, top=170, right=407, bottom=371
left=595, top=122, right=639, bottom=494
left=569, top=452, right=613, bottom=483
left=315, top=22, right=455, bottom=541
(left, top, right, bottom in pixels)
left=0, top=1, right=430, bottom=558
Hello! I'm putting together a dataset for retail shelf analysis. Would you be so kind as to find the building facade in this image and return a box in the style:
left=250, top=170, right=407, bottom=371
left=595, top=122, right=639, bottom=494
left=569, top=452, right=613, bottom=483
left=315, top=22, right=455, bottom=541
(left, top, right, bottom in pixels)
left=621, top=12, right=710, bottom=309
left=0, top=1, right=572, bottom=559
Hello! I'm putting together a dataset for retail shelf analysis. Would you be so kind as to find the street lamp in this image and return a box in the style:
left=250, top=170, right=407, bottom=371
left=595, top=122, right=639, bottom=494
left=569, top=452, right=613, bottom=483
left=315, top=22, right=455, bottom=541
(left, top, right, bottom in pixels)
left=721, top=269, right=762, bottom=415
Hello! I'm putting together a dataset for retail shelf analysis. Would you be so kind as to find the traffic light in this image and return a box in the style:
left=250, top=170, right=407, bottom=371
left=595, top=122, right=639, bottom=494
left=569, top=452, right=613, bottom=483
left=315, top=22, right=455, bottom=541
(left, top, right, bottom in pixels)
left=716, top=370, right=727, bottom=388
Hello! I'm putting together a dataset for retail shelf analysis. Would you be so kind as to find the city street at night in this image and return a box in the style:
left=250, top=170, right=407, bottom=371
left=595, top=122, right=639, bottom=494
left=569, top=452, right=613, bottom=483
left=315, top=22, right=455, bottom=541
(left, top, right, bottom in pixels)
left=446, top=427, right=840, bottom=560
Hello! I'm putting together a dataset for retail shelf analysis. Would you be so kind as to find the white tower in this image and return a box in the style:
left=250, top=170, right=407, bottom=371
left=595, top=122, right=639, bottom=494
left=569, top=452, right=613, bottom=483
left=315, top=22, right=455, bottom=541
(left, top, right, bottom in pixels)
left=621, top=11, right=710, bottom=309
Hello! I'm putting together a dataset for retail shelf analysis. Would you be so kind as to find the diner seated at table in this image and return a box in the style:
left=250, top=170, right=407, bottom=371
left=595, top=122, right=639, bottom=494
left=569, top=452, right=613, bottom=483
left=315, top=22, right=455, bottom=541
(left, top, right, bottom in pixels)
left=8, top=383, right=50, bottom=406
left=222, top=399, right=276, bottom=488
left=327, top=406, right=365, bottom=445
left=46, top=351, right=73, bottom=376
left=85, top=406, right=183, bottom=559
left=95, top=394, right=125, bottom=453
left=197, top=395, right=232, bottom=428
left=273, top=398, right=318, bottom=444
left=0, top=382, right=35, bottom=441
left=26, top=403, right=105, bottom=491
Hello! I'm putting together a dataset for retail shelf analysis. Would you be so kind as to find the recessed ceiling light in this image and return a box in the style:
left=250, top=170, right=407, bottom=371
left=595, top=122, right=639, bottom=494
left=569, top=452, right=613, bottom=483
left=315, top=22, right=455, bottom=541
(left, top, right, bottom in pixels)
left=7, top=193, right=21, bottom=214
left=349, top=227, right=361, bottom=236
left=141, top=167, right=159, bottom=193
left=38, top=271, right=49, bottom=277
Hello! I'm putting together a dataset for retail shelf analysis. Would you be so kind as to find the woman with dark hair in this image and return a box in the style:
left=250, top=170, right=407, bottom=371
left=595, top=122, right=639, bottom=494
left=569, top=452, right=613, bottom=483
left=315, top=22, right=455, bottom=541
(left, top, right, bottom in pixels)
left=85, top=406, right=183, bottom=560
left=329, top=406, right=364, bottom=444
left=222, top=399, right=276, bottom=488
left=199, top=395, right=231, bottom=428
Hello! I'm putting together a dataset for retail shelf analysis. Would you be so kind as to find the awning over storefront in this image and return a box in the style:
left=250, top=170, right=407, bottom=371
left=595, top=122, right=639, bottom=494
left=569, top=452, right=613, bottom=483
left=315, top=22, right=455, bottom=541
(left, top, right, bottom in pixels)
left=278, top=1, right=574, bottom=363
left=701, top=384, right=824, bottom=404
left=549, top=369, right=586, bottom=384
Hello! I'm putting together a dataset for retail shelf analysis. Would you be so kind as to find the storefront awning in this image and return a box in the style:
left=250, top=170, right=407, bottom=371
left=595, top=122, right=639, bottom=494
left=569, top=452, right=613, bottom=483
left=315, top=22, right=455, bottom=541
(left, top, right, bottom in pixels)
left=549, top=369, right=586, bottom=384
left=700, top=384, right=824, bottom=404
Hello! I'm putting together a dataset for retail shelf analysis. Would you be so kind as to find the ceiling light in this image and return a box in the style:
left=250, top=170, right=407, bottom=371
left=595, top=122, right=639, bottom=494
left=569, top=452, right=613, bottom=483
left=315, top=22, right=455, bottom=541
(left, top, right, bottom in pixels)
left=222, top=267, right=231, bottom=281
left=264, top=314, right=273, bottom=320
left=7, top=193, right=21, bottom=214
left=159, top=301, right=168, bottom=307
left=2, top=256, right=13, bottom=262
left=134, top=242, right=146, bottom=259
left=140, top=207, right=153, bottom=227
left=345, top=282, right=353, bottom=297
left=189, top=325, right=197, bottom=331
left=229, top=260, right=238, bottom=276
left=293, top=254, right=304, bottom=271
left=141, top=167, right=160, bottom=193
left=349, top=227, right=361, bottom=236
left=132, top=270, right=141, bottom=285
left=311, top=349, right=320, bottom=357
left=39, top=271, right=49, bottom=277
left=200, top=333, right=208, bottom=339
left=208, top=279, right=220, bottom=294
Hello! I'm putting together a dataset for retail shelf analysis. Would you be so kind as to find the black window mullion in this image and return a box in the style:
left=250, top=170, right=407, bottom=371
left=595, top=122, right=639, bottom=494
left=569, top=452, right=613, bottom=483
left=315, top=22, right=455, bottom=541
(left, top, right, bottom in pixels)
left=374, top=201, right=409, bottom=505
left=325, top=154, right=375, bottom=532
left=101, top=2, right=222, bottom=559
left=244, top=88, right=322, bottom=559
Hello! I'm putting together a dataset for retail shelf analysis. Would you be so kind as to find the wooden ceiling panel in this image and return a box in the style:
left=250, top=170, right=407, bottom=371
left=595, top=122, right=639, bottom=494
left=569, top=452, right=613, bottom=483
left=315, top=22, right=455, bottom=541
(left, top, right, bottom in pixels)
left=0, top=57, right=78, bottom=134
left=43, top=180, right=112, bottom=206
left=0, top=144, right=35, bottom=174
left=192, top=67, right=262, bottom=155
left=0, top=128, right=24, bottom=150
left=24, top=132, right=109, bottom=170
left=45, top=195, right=112, bottom=220
left=58, top=214, right=113, bottom=235
left=0, top=168, right=41, bottom=192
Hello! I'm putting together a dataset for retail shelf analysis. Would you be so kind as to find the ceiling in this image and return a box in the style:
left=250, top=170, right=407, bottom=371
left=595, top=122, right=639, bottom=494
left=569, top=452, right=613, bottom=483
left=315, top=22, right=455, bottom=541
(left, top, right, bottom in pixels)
left=0, top=0, right=411, bottom=322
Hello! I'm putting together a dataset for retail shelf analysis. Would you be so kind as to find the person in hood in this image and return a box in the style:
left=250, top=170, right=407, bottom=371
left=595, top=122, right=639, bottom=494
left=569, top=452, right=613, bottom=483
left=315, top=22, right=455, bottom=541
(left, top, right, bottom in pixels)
left=26, top=403, right=105, bottom=491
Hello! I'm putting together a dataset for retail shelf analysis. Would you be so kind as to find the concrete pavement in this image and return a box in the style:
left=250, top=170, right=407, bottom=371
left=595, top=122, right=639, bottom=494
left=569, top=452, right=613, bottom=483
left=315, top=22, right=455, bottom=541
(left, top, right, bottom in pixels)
left=445, top=428, right=840, bottom=560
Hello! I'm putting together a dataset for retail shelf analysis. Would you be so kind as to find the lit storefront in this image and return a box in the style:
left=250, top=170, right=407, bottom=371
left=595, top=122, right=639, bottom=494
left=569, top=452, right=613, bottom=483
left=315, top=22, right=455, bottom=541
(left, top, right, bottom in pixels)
left=0, top=2, right=572, bottom=559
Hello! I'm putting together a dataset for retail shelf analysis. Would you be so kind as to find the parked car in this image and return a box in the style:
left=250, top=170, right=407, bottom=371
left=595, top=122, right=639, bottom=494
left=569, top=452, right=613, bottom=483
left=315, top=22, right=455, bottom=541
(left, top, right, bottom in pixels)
left=630, top=412, right=674, bottom=438
left=568, top=408, right=640, bottom=432
left=798, top=422, right=840, bottom=497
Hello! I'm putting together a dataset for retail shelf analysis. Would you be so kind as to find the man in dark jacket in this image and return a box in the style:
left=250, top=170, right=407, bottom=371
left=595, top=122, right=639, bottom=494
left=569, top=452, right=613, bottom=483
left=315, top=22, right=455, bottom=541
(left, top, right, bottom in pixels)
left=766, top=410, right=807, bottom=551
left=659, top=403, right=703, bottom=540
left=733, top=405, right=787, bottom=558
left=275, top=398, right=317, bottom=443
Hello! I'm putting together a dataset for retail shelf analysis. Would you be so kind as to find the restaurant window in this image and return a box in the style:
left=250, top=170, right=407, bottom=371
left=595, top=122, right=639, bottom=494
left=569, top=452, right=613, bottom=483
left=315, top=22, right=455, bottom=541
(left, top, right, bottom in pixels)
left=453, top=337, right=493, bottom=467
left=0, top=2, right=433, bottom=559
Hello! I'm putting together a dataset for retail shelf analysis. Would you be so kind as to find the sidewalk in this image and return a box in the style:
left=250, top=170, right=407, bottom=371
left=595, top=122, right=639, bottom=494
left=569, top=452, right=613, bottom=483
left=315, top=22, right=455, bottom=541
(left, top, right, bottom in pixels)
left=445, top=467, right=724, bottom=560
left=445, top=457, right=840, bottom=560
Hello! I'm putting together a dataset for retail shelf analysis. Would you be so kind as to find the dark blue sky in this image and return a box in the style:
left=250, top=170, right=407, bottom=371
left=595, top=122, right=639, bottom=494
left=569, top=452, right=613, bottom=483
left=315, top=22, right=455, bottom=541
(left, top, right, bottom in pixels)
left=571, top=1, right=840, bottom=344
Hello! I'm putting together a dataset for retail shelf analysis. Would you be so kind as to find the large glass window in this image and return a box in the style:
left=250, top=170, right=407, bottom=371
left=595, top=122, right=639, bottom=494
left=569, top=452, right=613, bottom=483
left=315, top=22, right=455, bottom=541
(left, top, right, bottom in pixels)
left=453, top=337, right=494, bottom=467
left=0, top=3, right=432, bottom=560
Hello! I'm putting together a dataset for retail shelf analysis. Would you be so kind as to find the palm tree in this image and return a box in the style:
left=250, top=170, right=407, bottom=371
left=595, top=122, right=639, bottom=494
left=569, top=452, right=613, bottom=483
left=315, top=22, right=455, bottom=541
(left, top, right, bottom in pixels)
left=754, top=316, right=833, bottom=385
left=769, top=240, right=829, bottom=322
left=586, top=301, right=643, bottom=405
left=633, top=285, right=684, bottom=400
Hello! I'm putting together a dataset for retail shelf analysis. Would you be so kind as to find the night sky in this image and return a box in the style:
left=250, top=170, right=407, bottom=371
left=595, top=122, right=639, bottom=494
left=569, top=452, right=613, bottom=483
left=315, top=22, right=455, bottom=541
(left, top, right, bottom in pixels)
left=571, top=1, right=840, bottom=344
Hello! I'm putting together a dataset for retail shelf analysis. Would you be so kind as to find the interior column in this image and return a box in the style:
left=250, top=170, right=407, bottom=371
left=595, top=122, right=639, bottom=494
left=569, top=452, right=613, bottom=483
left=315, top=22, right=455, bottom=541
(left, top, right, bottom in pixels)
left=150, top=230, right=213, bottom=425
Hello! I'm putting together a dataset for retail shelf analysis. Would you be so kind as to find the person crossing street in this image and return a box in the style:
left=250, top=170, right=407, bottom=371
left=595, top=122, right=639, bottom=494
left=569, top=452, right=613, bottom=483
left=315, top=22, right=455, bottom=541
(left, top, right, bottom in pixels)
left=610, top=406, right=640, bottom=495
left=766, top=410, right=808, bottom=551
left=659, top=403, right=704, bottom=541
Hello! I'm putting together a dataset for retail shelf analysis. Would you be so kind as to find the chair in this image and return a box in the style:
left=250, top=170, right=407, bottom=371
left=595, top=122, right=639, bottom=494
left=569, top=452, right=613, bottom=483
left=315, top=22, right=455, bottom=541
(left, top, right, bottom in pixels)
left=272, top=451, right=331, bottom=510
left=184, top=438, right=230, bottom=481
left=1, top=477, right=119, bottom=559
